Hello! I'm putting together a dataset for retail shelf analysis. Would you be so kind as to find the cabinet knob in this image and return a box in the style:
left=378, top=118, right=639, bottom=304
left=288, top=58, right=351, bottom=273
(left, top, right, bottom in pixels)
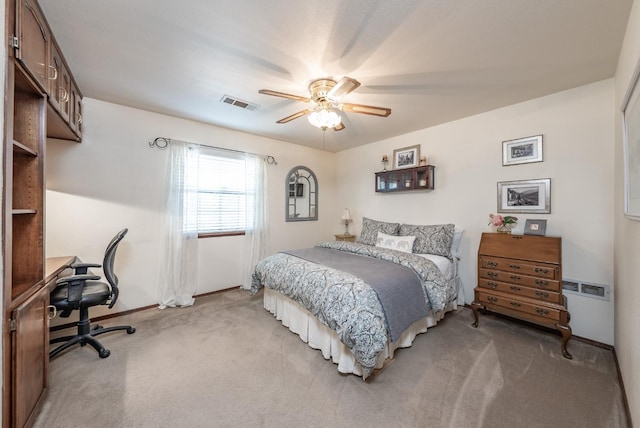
left=510, top=275, right=521, bottom=281
left=487, top=271, right=498, bottom=278
left=535, top=290, right=549, bottom=298
left=509, top=264, right=521, bottom=269
left=487, top=261, right=498, bottom=268
left=534, top=267, right=549, bottom=274
left=510, top=286, right=521, bottom=292
left=487, top=281, right=498, bottom=289
left=535, top=307, right=550, bottom=316
left=487, top=296, right=498, bottom=304
left=535, top=279, right=549, bottom=286
left=75, top=113, right=83, bottom=124
left=510, top=301, right=521, bottom=307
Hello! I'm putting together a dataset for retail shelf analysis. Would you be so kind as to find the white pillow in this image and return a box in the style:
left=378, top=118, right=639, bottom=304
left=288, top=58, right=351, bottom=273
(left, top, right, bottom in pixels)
left=376, top=232, right=415, bottom=253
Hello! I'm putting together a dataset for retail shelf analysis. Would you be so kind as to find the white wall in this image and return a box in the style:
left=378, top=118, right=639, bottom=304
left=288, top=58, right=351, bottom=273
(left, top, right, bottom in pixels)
left=614, top=0, right=640, bottom=424
left=336, top=80, right=616, bottom=345
left=46, top=98, right=338, bottom=319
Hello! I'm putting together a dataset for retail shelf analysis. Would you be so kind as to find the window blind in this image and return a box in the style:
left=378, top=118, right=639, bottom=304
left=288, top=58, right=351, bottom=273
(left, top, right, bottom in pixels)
left=196, top=150, right=248, bottom=234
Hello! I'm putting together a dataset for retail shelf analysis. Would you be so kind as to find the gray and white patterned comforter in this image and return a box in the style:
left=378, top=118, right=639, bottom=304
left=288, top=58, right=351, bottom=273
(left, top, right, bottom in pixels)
left=250, top=241, right=457, bottom=376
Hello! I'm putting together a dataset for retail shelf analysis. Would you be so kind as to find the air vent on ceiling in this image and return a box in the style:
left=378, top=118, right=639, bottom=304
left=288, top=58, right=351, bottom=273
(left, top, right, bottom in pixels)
left=220, top=95, right=259, bottom=111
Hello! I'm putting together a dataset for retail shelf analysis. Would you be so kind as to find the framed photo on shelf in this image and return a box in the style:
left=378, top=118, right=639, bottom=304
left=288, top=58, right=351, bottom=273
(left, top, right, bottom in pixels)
left=497, top=178, right=551, bottom=214
left=622, top=57, right=640, bottom=221
left=502, top=135, right=543, bottom=166
left=524, top=219, right=547, bottom=236
left=393, top=145, right=420, bottom=169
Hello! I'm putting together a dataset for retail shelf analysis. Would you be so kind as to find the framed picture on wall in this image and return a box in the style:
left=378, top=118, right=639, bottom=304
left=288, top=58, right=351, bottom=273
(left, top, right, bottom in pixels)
left=622, top=57, right=640, bottom=221
left=497, top=178, right=551, bottom=214
left=502, top=135, right=543, bottom=166
left=393, top=145, right=420, bottom=169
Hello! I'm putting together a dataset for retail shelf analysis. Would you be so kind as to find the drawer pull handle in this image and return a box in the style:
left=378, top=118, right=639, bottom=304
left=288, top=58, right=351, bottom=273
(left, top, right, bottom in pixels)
left=510, top=301, right=521, bottom=307
left=509, top=264, right=521, bottom=269
left=486, top=261, right=498, bottom=268
left=48, top=305, right=57, bottom=320
left=535, top=279, right=549, bottom=286
left=487, top=296, right=498, bottom=303
left=487, top=282, right=498, bottom=289
left=487, top=272, right=498, bottom=278
left=535, top=291, right=549, bottom=298
left=510, top=275, right=521, bottom=281
left=510, top=286, right=521, bottom=292
left=535, top=308, right=550, bottom=316
left=534, top=267, right=549, bottom=274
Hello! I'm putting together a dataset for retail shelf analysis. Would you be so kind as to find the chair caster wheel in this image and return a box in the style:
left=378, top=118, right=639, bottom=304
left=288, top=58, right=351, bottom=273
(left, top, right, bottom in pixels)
left=99, top=349, right=111, bottom=358
left=127, top=327, right=136, bottom=334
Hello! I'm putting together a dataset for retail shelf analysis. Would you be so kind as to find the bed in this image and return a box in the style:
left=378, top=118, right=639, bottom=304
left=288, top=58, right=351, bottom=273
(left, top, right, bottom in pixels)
left=250, top=219, right=463, bottom=379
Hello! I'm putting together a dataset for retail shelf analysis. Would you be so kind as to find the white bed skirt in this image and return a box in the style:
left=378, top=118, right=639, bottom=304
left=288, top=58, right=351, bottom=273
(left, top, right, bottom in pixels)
left=263, top=287, right=460, bottom=376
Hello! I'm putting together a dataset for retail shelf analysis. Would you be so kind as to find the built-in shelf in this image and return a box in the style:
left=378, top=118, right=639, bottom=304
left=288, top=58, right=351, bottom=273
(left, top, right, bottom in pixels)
left=13, top=139, right=38, bottom=156
left=12, top=209, right=37, bottom=215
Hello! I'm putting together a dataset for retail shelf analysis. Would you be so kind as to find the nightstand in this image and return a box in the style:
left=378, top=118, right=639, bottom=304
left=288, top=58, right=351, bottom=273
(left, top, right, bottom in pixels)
left=334, top=234, right=356, bottom=242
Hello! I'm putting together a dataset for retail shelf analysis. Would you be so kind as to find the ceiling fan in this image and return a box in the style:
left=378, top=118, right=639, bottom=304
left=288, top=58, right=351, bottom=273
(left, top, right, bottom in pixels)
left=259, top=77, right=391, bottom=131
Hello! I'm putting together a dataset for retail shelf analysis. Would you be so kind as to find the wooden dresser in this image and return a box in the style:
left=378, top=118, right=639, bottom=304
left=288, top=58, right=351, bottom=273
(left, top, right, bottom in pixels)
left=471, top=233, right=572, bottom=359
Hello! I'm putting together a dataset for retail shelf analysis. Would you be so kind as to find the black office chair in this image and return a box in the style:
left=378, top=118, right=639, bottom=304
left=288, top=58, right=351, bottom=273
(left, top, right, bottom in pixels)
left=50, top=228, right=136, bottom=359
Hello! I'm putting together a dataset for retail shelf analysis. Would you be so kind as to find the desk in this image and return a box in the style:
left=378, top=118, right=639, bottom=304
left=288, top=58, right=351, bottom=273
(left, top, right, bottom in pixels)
left=45, top=256, right=76, bottom=289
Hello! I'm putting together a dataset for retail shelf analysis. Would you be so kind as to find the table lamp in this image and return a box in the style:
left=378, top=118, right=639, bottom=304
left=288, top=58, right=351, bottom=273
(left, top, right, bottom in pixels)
left=341, top=208, right=353, bottom=236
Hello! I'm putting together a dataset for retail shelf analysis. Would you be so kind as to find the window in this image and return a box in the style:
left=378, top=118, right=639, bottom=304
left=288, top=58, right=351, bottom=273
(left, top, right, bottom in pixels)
left=195, top=149, right=252, bottom=237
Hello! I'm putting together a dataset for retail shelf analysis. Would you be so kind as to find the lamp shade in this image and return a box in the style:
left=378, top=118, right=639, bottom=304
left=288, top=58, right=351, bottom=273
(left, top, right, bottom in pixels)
left=341, top=208, right=352, bottom=222
left=308, top=108, right=342, bottom=130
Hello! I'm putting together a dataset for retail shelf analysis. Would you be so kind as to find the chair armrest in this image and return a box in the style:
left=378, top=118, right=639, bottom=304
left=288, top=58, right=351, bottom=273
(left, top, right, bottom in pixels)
left=56, top=274, right=101, bottom=285
left=70, top=262, right=102, bottom=275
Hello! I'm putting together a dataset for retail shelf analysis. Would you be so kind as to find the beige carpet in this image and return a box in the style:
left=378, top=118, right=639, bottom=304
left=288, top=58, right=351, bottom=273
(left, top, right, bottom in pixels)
left=35, top=289, right=629, bottom=428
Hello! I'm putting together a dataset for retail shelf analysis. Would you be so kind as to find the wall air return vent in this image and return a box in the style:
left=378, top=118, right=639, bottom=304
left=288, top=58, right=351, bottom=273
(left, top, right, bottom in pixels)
left=562, top=279, right=610, bottom=301
left=220, top=95, right=259, bottom=111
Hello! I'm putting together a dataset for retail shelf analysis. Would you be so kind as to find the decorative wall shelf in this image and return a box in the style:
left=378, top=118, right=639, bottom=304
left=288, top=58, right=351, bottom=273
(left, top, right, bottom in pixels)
left=375, top=165, right=434, bottom=192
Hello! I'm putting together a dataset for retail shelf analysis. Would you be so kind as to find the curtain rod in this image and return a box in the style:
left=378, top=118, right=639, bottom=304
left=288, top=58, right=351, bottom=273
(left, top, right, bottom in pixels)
left=148, top=137, right=277, bottom=165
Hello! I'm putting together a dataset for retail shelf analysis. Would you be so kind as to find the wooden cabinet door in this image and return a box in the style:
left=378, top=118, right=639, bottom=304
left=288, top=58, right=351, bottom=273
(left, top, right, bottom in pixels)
left=70, top=82, right=83, bottom=137
left=11, top=286, right=49, bottom=428
left=48, top=41, right=71, bottom=122
left=15, top=0, right=50, bottom=93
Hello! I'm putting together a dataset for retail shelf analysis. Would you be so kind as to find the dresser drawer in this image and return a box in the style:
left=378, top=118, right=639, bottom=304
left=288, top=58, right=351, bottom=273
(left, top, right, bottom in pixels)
left=479, top=256, right=558, bottom=279
left=475, top=290, right=563, bottom=322
left=478, top=278, right=562, bottom=304
left=479, top=268, right=561, bottom=292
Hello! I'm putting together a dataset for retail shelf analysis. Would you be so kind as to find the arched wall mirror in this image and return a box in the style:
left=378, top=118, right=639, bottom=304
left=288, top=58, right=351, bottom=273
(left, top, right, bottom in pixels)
left=286, top=166, right=318, bottom=222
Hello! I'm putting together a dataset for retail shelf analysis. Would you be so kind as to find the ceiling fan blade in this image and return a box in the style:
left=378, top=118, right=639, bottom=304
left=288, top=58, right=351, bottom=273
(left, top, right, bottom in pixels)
left=342, top=103, right=391, bottom=117
left=258, top=89, right=310, bottom=103
left=333, top=122, right=345, bottom=131
left=276, top=109, right=311, bottom=123
left=327, top=77, right=361, bottom=100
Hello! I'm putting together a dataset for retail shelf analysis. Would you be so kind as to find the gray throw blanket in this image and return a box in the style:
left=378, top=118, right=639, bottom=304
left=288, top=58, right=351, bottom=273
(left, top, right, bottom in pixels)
left=283, top=247, right=428, bottom=341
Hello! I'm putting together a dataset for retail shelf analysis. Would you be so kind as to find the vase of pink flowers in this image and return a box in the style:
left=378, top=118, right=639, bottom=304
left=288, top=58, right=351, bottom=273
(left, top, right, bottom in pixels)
left=489, top=213, right=518, bottom=233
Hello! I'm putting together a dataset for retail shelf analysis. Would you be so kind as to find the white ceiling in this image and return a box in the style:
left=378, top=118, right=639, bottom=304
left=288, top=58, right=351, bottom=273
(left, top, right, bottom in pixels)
left=39, top=0, right=633, bottom=152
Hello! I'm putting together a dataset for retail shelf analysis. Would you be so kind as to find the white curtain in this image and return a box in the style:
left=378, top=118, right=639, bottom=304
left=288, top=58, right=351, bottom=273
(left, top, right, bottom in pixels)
left=158, top=140, right=199, bottom=308
left=241, top=153, right=270, bottom=290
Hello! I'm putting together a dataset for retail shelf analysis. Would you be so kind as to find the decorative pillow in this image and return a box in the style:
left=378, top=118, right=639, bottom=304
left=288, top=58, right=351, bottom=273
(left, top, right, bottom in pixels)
left=399, top=223, right=455, bottom=258
left=375, top=232, right=415, bottom=253
left=357, top=217, right=401, bottom=246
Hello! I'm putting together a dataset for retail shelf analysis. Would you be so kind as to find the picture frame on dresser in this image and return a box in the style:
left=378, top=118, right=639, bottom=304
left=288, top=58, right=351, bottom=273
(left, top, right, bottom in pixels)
left=524, top=219, right=547, bottom=236
left=622, top=56, right=640, bottom=221
left=497, top=178, right=551, bottom=214
left=502, top=135, right=543, bottom=166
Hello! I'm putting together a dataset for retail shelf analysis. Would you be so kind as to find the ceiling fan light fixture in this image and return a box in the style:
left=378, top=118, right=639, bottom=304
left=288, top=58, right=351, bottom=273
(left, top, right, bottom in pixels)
left=308, top=107, right=342, bottom=130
